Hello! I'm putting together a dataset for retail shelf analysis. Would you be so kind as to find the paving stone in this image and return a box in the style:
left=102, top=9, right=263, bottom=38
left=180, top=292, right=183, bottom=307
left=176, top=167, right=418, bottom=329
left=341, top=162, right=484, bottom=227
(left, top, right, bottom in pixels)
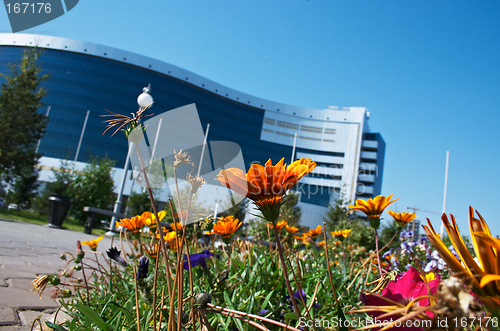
left=0, top=326, right=31, bottom=331
left=0, top=307, right=17, bottom=325
left=17, top=311, right=52, bottom=327
left=0, top=287, right=58, bottom=309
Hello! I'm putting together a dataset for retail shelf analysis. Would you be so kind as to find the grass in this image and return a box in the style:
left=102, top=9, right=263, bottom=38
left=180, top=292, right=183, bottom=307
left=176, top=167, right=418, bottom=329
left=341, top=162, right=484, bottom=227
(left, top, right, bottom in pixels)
left=0, top=208, right=107, bottom=235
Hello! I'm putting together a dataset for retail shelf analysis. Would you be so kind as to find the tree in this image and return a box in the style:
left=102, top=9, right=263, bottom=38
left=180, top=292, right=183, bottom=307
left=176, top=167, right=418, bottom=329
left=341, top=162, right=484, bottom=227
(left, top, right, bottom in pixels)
left=6, top=165, right=40, bottom=209
left=0, top=48, right=49, bottom=190
left=324, top=197, right=376, bottom=251
left=69, top=156, right=116, bottom=224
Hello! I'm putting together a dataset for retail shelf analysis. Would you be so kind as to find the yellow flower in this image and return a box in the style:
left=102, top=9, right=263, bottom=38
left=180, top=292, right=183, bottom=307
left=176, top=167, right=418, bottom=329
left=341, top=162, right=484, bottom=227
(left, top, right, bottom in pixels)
left=423, top=207, right=500, bottom=311
left=116, top=214, right=147, bottom=233
left=266, top=220, right=288, bottom=231
left=211, top=217, right=242, bottom=239
left=330, top=229, right=352, bottom=238
left=163, top=231, right=182, bottom=251
left=304, top=225, right=323, bottom=240
left=347, top=195, right=399, bottom=229
left=216, top=158, right=316, bottom=221
left=145, top=210, right=167, bottom=232
left=317, top=241, right=326, bottom=247
left=285, top=225, right=299, bottom=234
left=81, top=236, right=103, bottom=251
left=387, top=210, right=417, bottom=226
left=32, top=274, right=49, bottom=299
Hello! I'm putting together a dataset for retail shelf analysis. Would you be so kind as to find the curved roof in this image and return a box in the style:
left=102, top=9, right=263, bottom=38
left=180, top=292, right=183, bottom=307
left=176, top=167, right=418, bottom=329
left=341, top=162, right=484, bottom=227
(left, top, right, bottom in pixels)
left=0, top=33, right=344, bottom=121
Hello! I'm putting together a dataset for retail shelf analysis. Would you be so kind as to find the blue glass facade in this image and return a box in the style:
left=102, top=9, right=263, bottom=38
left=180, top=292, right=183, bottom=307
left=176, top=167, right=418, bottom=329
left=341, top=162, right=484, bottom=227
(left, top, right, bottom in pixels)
left=0, top=34, right=385, bottom=227
left=0, top=46, right=291, bottom=169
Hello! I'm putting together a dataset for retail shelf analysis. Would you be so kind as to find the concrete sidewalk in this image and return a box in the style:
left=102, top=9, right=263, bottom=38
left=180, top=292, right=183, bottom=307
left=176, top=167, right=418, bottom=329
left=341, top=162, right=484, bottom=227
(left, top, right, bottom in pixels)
left=0, top=218, right=114, bottom=330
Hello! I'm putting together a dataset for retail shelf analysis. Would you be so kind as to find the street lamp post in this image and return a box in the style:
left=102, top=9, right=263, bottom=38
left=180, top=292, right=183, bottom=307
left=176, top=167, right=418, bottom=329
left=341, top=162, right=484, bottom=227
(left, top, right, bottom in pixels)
left=106, top=85, right=153, bottom=236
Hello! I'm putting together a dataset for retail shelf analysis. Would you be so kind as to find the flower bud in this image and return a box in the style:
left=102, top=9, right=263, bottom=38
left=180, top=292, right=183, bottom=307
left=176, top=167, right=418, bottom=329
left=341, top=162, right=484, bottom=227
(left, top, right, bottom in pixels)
left=76, top=241, right=85, bottom=259
left=195, top=292, right=212, bottom=308
left=49, top=275, right=60, bottom=286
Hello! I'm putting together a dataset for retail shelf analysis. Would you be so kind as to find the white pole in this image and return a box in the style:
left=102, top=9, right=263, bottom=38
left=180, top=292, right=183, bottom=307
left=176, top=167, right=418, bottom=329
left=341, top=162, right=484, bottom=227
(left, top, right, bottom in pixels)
left=440, top=151, right=450, bottom=237
left=107, top=142, right=134, bottom=235
left=291, top=132, right=297, bottom=163
left=74, top=110, right=90, bottom=162
left=213, top=199, right=219, bottom=220
left=35, top=106, right=50, bottom=154
left=150, top=118, right=163, bottom=162
left=197, top=124, right=210, bottom=178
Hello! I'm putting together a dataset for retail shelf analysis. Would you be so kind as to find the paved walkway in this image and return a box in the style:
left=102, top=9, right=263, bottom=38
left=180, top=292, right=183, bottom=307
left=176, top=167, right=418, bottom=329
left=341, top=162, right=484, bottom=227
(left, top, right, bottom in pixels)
left=0, top=218, right=114, bottom=330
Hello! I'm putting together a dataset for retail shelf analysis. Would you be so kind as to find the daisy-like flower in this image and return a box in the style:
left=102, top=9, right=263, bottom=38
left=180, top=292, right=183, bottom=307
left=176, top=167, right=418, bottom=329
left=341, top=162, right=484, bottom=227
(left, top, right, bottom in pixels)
left=81, top=236, right=103, bottom=251
left=285, top=225, right=299, bottom=234
left=106, top=247, right=128, bottom=267
left=423, top=207, right=500, bottom=312
left=145, top=210, right=166, bottom=233
left=163, top=231, right=182, bottom=251
left=216, top=158, right=316, bottom=222
left=304, top=225, right=323, bottom=240
left=142, top=242, right=159, bottom=259
left=347, top=194, right=399, bottom=229
left=266, top=220, right=288, bottom=231
left=316, top=241, right=326, bottom=247
left=387, top=210, right=417, bottom=227
left=211, top=216, right=242, bottom=241
left=330, top=229, right=352, bottom=238
left=116, top=214, right=148, bottom=233
left=32, top=274, right=50, bottom=299
left=294, top=235, right=311, bottom=245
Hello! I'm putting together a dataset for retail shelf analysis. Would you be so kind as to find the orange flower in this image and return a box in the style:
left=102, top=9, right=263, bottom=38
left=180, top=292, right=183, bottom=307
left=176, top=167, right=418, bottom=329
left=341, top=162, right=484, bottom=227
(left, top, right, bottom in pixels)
left=81, top=236, right=103, bottom=251
left=285, top=225, right=299, bottom=234
left=266, top=220, right=288, bottom=231
left=145, top=210, right=167, bottom=232
left=387, top=210, right=417, bottom=226
left=317, top=241, right=326, bottom=247
left=304, top=225, right=323, bottom=240
left=170, top=222, right=183, bottom=231
left=294, top=235, right=311, bottom=245
left=116, top=214, right=147, bottom=233
left=163, top=231, right=182, bottom=251
left=216, top=158, right=316, bottom=221
left=143, top=242, right=159, bottom=258
left=347, top=194, right=399, bottom=229
left=211, top=217, right=242, bottom=239
left=330, top=229, right=352, bottom=238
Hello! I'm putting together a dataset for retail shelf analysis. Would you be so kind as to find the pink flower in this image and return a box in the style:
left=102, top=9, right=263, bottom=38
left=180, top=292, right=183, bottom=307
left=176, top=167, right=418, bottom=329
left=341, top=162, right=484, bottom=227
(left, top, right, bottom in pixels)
left=360, top=268, right=440, bottom=330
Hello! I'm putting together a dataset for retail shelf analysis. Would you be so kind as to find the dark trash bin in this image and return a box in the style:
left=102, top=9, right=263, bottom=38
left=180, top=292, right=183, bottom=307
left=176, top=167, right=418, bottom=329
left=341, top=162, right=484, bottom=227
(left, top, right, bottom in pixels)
left=47, top=195, right=71, bottom=228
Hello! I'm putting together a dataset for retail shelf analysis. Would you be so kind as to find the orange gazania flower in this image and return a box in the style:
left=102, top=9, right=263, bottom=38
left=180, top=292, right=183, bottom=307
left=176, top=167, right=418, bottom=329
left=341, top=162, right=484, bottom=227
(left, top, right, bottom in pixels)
left=143, top=242, right=159, bottom=258
left=347, top=194, right=399, bottom=229
left=216, top=158, right=316, bottom=220
left=81, top=236, right=103, bottom=251
left=170, top=222, right=183, bottom=231
left=211, top=217, right=242, bottom=239
left=266, top=220, right=288, bottom=231
left=387, top=210, right=417, bottom=226
left=145, top=210, right=167, bottom=232
left=294, top=235, right=311, bottom=245
left=304, top=225, right=323, bottom=240
left=163, top=231, right=182, bottom=251
left=116, top=214, right=147, bottom=233
left=423, top=207, right=500, bottom=311
left=285, top=225, right=299, bottom=234
left=317, top=241, right=326, bottom=247
left=330, top=229, right=352, bottom=238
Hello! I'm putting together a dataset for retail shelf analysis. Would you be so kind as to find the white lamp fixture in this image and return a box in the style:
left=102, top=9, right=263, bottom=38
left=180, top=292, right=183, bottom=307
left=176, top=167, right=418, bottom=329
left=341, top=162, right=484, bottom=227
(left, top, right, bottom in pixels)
left=137, top=84, right=153, bottom=109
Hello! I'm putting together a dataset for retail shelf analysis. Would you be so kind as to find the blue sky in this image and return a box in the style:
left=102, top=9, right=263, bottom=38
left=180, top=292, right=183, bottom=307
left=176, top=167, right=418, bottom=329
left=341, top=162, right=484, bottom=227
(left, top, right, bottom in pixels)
left=1, top=0, right=499, bottom=236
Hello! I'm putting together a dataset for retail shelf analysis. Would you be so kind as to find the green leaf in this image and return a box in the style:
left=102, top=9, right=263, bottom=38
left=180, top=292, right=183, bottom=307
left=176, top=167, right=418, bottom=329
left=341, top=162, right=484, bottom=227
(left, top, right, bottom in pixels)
left=337, top=303, right=349, bottom=331
left=283, top=312, right=299, bottom=320
left=224, top=291, right=244, bottom=330
left=75, top=304, right=108, bottom=331
left=45, top=321, right=68, bottom=331
left=261, top=290, right=274, bottom=311
left=108, top=302, right=134, bottom=322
